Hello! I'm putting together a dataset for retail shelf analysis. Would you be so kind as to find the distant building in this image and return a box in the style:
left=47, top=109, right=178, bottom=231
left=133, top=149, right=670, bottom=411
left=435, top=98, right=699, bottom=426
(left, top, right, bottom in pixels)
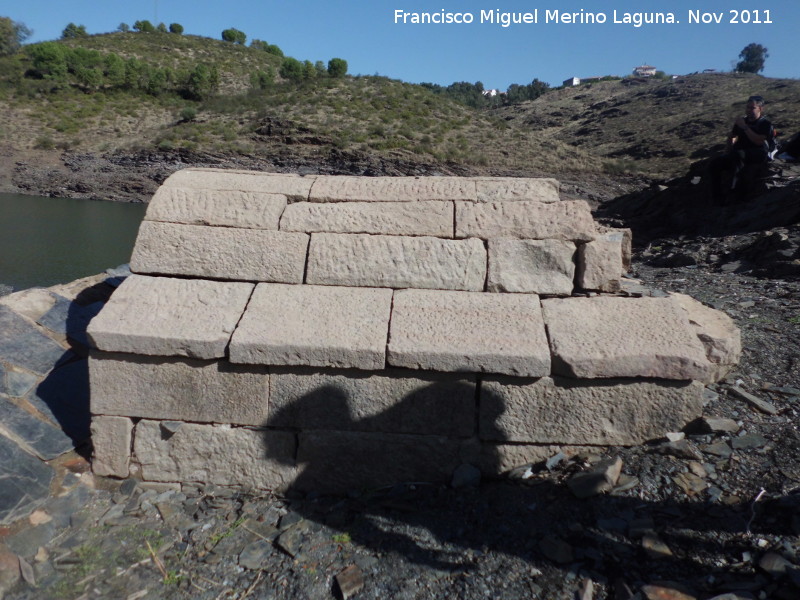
left=632, top=64, right=657, bottom=77
left=482, top=89, right=500, bottom=97
left=562, top=76, right=605, bottom=87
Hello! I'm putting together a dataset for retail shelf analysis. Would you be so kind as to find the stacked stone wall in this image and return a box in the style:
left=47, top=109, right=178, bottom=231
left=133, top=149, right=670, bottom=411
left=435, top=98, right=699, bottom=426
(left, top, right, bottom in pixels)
left=87, top=170, right=741, bottom=493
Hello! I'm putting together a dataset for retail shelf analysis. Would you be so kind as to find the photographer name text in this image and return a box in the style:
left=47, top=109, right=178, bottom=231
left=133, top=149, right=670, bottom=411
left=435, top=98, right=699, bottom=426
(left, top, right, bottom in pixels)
left=393, top=9, right=774, bottom=28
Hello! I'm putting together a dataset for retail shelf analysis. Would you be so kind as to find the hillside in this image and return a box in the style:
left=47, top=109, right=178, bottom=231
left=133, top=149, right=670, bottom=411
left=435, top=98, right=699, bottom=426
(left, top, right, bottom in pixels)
left=1, top=32, right=799, bottom=203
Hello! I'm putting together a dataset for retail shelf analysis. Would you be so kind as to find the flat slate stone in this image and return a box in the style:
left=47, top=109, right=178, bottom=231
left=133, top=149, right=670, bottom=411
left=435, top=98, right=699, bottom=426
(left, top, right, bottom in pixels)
left=131, top=221, right=309, bottom=283
left=229, top=284, right=393, bottom=370
left=487, top=239, right=576, bottom=295
left=306, top=233, right=486, bottom=291
left=455, top=200, right=596, bottom=241
left=86, top=275, right=254, bottom=359
left=268, top=367, right=475, bottom=436
left=280, top=201, right=454, bottom=237
left=0, top=434, right=54, bottom=525
left=25, top=360, right=90, bottom=442
left=37, top=295, right=104, bottom=347
left=474, top=177, right=560, bottom=203
left=480, top=376, right=704, bottom=445
left=308, top=175, right=476, bottom=202
left=542, top=296, right=714, bottom=380
left=387, top=289, right=551, bottom=377
left=0, top=397, right=74, bottom=460
left=0, top=305, right=67, bottom=376
left=145, top=186, right=287, bottom=229
left=90, top=353, right=269, bottom=426
left=161, top=168, right=315, bottom=201
left=2, top=365, right=39, bottom=398
left=134, top=420, right=297, bottom=490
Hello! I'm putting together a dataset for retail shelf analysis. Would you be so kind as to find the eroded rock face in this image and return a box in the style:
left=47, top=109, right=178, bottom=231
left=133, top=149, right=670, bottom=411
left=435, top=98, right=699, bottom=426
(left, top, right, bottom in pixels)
left=87, top=171, right=740, bottom=493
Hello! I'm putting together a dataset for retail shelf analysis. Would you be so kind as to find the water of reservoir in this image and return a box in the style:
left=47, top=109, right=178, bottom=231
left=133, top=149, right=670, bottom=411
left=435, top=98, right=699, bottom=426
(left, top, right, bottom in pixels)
left=0, top=193, right=147, bottom=293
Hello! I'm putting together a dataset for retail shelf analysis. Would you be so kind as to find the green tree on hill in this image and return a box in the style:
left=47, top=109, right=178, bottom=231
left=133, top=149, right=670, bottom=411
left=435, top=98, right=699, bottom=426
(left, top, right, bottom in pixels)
left=735, top=43, right=768, bottom=74
left=0, top=17, right=32, bottom=55
left=133, top=20, right=156, bottom=33
left=221, top=28, right=246, bottom=44
left=327, top=57, right=347, bottom=78
left=280, top=57, right=304, bottom=81
left=118, top=23, right=130, bottom=33
left=169, top=23, right=184, bottom=34
left=61, top=23, right=88, bottom=38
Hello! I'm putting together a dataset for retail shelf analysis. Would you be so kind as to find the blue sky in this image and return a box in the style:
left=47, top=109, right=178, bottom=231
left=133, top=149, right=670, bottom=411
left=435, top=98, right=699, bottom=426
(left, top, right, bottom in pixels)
left=10, top=1, right=798, bottom=89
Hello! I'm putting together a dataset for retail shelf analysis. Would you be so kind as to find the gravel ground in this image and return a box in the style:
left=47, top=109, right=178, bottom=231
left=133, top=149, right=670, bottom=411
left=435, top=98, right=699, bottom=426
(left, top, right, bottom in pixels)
left=2, top=253, right=799, bottom=600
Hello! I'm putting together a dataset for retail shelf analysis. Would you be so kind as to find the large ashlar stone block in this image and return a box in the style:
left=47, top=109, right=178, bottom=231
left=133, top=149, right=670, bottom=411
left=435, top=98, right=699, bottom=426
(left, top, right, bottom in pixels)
left=542, top=296, right=714, bottom=381
left=229, top=284, right=393, bottom=370
left=455, top=200, right=597, bottom=241
left=87, top=275, right=254, bottom=359
left=280, top=201, right=453, bottom=237
left=388, top=289, right=551, bottom=376
left=90, top=353, right=269, bottom=426
left=480, top=376, right=705, bottom=445
left=130, top=221, right=308, bottom=283
left=134, top=420, right=297, bottom=489
left=145, top=187, right=287, bottom=229
left=162, top=168, right=314, bottom=200
left=671, top=293, right=741, bottom=381
left=91, top=416, right=133, bottom=478
left=294, top=431, right=467, bottom=492
left=308, top=176, right=476, bottom=202
left=474, top=177, right=560, bottom=203
left=596, top=226, right=632, bottom=271
left=268, top=367, right=475, bottom=437
left=306, top=233, right=486, bottom=291
left=487, top=239, right=576, bottom=295
left=576, top=238, right=624, bottom=292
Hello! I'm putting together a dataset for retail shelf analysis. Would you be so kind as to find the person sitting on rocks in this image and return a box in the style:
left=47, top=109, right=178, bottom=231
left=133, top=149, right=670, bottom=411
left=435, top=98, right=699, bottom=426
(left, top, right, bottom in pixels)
left=709, top=95, right=773, bottom=204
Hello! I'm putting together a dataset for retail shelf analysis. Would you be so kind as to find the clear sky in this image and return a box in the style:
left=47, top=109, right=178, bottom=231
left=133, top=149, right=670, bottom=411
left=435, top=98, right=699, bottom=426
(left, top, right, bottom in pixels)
left=9, top=1, right=798, bottom=89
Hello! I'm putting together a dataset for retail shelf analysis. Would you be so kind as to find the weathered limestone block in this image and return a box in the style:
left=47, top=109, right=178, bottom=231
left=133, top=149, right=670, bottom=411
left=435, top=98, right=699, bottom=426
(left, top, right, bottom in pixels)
left=308, top=175, right=476, bottom=202
left=306, top=233, right=486, bottom=291
left=91, top=416, right=133, bottom=478
left=542, top=296, right=714, bottom=381
left=388, top=289, right=551, bottom=376
left=280, top=201, right=453, bottom=237
left=134, top=420, right=297, bottom=489
left=145, top=187, right=287, bottom=229
left=487, top=239, right=576, bottom=295
left=131, top=221, right=308, bottom=283
left=474, top=177, right=560, bottom=203
left=455, top=200, right=597, bottom=241
left=90, top=353, right=269, bottom=426
left=162, top=168, right=314, bottom=200
left=269, top=367, right=475, bottom=436
left=229, top=284, right=393, bottom=370
left=86, top=275, right=254, bottom=359
left=294, top=431, right=467, bottom=492
left=480, top=376, right=704, bottom=445
left=671, top=293, right=742, bottom=381
left=576, top=238, right=623, bottom=292
left=596, top=225, right=633, bottom=271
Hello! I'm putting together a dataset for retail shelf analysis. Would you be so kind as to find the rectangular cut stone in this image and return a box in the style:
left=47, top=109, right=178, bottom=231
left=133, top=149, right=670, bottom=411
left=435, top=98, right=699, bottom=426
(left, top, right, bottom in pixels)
left=295, top=431, right=465, bottom=492
left=280, top=201, right=453, bottom=237
left=269, top=367, right=475, bottom=436
left=542, top=296, right=714, bottom=381
left=145, top=187, right=287, bottom=229
left=86, top=275, right=254, bottom=359
left=480, top=376, right=705, bottom=445
left=597, top=226, right=632, bottom=271
left=130, top=221, right=308, bottom=283
left=134, top=420, right=297, bottom=490
left=488, top=239, right=576, bottom=295
left=229, top=284, right=392, bottom=369
left=162, top=168, right=314, bottom=200
left=576, top=238, right=623, bottom=292
left=308, top=176, right=476, bottom=202
left=474, top=177, right=560, bottom=203
left=306, top=233, right=486, bottom=291
left=91, top=416, right=133, bottom=478
left=455, top=200, right=596, bottom=241
left=90, top=352, right=269, bottom=425
left=388, top=289, right=551, bottom=377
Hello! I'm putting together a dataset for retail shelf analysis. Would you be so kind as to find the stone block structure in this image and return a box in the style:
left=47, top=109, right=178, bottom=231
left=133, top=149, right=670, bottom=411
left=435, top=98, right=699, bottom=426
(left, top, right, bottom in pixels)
left=86, top=169, right=741, bottom=493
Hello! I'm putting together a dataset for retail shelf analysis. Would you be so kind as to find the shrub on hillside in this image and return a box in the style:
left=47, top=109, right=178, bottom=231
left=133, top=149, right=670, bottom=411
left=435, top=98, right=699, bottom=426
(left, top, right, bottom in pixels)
left=221, top=28, right=246, bottom=45
left=61, top=23, right=88, bottom=39
left=280, top=57, right=304, bottom=82
left=327, top=58, right=347, bottom=78
left=133, top=20, right=155, bottom=33
left=169, top=23, right=184, bottom=34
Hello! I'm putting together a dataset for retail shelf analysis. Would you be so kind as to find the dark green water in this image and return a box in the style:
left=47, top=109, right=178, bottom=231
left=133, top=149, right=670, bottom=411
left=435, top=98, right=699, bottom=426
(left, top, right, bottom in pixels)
left=0, top=193, right=146, bottom=292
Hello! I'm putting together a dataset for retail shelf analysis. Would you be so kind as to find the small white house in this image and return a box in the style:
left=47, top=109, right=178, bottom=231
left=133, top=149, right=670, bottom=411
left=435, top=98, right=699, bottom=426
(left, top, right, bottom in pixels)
left=632, top=64, right=657, bottom=77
